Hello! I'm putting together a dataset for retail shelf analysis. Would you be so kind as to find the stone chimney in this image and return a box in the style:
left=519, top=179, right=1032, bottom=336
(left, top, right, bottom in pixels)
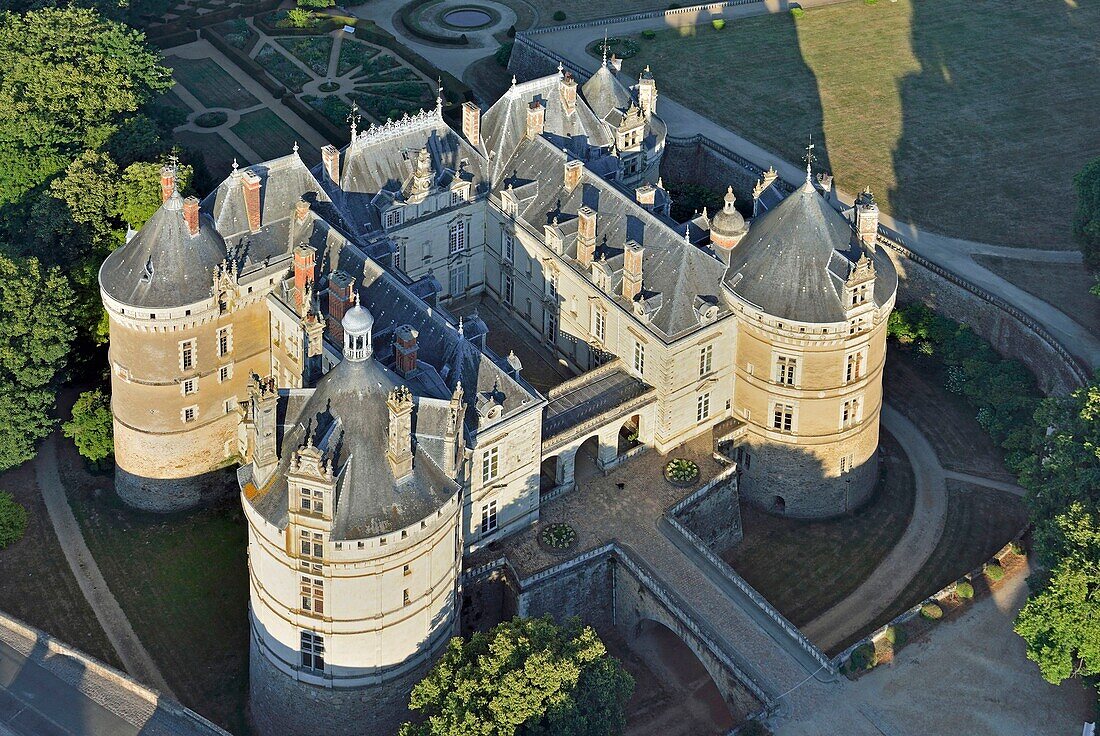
left=635, top=185, right=655, bottom=210
left=160, top=165, right=175, bottom=203
left=526, top=100, right=545, bottom=140
left=637, top=66, right=657, bottom=118
left=559, top=72, right=577, bottom=115
left=854, top=187, right=879, bottom=251
left=249, top=374, right=280, bottom=486
left=183, top=196, right=200, bottom=236
left=622, top=240, right=643, bottom=301
left=577, top=206, right=596, bottom=266
left=327, top=270, right=355, bottom=344
left=386, top=386, right=414, bottom=481
left=321, top=145, right=340, bottom=185
left=462, top=102, right=481, bottom=146
left=293, top=244, right=316, bottom=310
left=242, top=170, right=262, bottom=233
left=295, top=199, right=310, bottom=224
left=393, top=324, right=419, bottom=377
left=443, top=382, right=465, bottom=477
left=564, top=159, right=583, bottom=193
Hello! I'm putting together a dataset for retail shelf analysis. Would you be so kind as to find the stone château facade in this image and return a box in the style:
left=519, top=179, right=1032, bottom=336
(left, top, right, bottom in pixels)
left=98, top=57, right=895, bottom=734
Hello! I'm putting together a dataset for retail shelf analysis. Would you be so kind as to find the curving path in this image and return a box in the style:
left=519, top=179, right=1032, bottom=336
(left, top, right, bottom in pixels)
left=33, top=433, right=175, bottom=697
left=800, top=405, right=947, bottom=651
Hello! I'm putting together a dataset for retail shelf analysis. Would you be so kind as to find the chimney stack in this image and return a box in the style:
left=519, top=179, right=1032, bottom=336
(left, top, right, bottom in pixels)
left=386, top=386, right=414, bottom=481
left=622, top=241, right=643, bottom=301
left=295, top=199, right=310, bottom=224
left=393, top=324, right=419, bottom=377
left=635, top=184, right=655, bottom=209
left=526, top=100, right=545, bottom=140
left=577, top=206, right=596, bottom=266
left=321, top=145, right=340, bottom=185
left=564, top=159, right=583, bottom=193
left=443, top=382, right=464, bottom=477
left=242, top=170, right=262, bottom=233
left=462, top=102, right=481, bottom=146
left=183, top=196, right=200, bottom=236
left=637, top=66, right=657, bottom=118
left=327, top=271, right=355, bottom=343
left=559, top=72, right=577, bottom=115
left=160, top=165, right=175, bottom=203
left=293, top=244, right=316, bottom=309
left=855, top=187, right=879, bottom=251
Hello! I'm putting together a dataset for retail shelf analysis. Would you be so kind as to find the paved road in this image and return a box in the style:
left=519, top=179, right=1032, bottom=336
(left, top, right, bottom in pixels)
left=34, top=433, right=174, bottom=696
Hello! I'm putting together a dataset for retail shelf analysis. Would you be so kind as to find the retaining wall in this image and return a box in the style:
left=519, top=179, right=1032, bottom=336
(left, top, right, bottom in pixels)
left=671, top=466, right=744, bottom=552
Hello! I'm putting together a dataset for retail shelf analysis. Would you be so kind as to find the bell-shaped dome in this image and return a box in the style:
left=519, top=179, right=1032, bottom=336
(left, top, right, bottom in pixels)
left=342, top=301, right=374, bottom=336
left=710, top=187, right=747, bottom=239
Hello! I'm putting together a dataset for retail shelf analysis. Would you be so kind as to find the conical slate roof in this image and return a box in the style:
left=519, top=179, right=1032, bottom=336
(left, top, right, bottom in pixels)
left=581, top=63, right=632, bottom=122
left=722, top=180, right=894, bottom=323
left=99, top=191, right=227, bottom=309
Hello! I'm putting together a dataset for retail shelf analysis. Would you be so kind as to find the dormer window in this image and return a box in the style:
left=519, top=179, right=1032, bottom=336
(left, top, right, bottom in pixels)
left=450, top=186, right=466, bottom=206
left=384, top=208, right=403, bottom=229
left=850, top=283, right=870, bottom=307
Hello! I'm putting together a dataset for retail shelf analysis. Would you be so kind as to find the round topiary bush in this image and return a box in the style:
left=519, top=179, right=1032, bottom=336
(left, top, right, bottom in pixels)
left=195, top=111, right=228, bottom=128
left=552, top=10, right=566, bottom=20
left=711, top=19, right=725, bottom=30
left=849, top=643, right=877, bottom=671
left=984, top=563, right=1005, bottom=582
left=790, top=7, right=805, bottom=18
left=1009, top=540, right=1025, bottom=556
left=920, top=602, right=943, bottom=620
left=540, top=522, right=577, bottom=550
left=0, top=492, right=28, bottom=550
left=956, top=580, right=974, bottom=600
left=882, top=624, right=907, bottom=650
left=641, top=29, right=656, bottom=40
left=664, top=458, right=699, bottom=485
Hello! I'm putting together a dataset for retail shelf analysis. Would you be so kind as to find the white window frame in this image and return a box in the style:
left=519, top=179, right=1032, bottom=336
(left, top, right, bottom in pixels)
left=448, top=220, right=467, bottom=254
left=384, top=208, right=403, bottom=229
left=481, top=446, right=499, bottom=484
left=697, top=392, right=711, bottom=422
left=502, top=233, right=515, bottom=264
left=218, top=364, right=233, bottom=383
left=771, top=402, right=795, bottom=433
left=480, top=499, right=498, bottom=535
left=299, top=575, right=324, bottom=615
left=179, top=339, right=196, bottom=372
left=181, top=405, right=198, bottom=423
left=841, top=396, right=863, bottom=429
left=699, top=344, right=713, bottom=377
left=448, top=263, right=468, bottom=296
left=502, top=273, right=514, bottom=305
left=181, top=377, right=197, bottom=396
left=592, top=306, right=605, bottom=343
left=217, top=326, right=232, bottom=357
left=845, top=348, right=867, bottom=384
left=633, top=341, right=645, bottom=376
left=775, top=354, right=798, bottom=386
left=300, top=631, right=325, bottom=671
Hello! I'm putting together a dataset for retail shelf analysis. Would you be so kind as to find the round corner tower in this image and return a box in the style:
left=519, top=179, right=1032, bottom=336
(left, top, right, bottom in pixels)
left=722, top=180, right=896, bottom=518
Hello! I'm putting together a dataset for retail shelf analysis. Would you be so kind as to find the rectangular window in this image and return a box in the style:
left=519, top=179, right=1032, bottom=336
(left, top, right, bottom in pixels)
left=384, top=208, right=402, bottom=229
left=775, top=355, right=797, bottom=385
left=451, top=188, right=463, bottom=206
left=480, top=499, right=498, bottom=535
left=393, top=243, right=404, bottom=272
left=448, top=220, right=467, bottom=254
left=841, top=397, right=862, bottom=429
left=502, top=274, right=514, bottom=305
left=772, top=403, right=794, bottom=432
left=299, top=530, right=323, bottom=559
left=699, top=344, right=713, bottom=376
left=180, top=340, right=195, bottom=371
left=545, top=310, right=558, bottom=343
left=502, top=233, right=514, bottom=263
left=633, top=341, right=645, bottom=376
left=403, top=564, right=411, bottom=576
left=218, top=364, right=232, bottom=383
left=697, top=392, right=711, bottom=422
left=299, top=488, right=324, bottom=514
left=846, top=351, right=865, bottom=383
left=217, top=327, right=231, bottom=357
left=182, top=406, right=197, bottom=423
left=448, top=264, right=468, bottom=296
left=403, top=589, right=411, bottom=606
left=300, top=576, right=324, bottom=614
left=592, top=307, right=605, bottom=343
left=481, top=446, right=499, bottom=484
left=181, top=378, right=197, bottom=396
left=300, top=631, right=324, bottom=671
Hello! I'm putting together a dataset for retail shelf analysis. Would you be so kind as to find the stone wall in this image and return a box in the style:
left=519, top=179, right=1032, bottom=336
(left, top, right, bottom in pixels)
left=116, top=464, right=238, bottom=513
left=673, top=473, right=744, bottom=552
left=461, top=568, right=519, bottom=636
left=661, top=138, right=761, bottom=202
left=517, top=553, right=616, bottom=632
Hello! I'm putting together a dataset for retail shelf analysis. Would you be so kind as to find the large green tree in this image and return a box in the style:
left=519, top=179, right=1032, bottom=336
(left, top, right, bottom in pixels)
left=0, top=7, right=172, bottom=207
left=114, top=160, right=193, bottom=232
left=400, top=616, right=634, bottom=736
left=0, top=253, right=76, bottom=471
left=1074, top=158, right=1100, bottom=272
left=63, top=388, right=114, bottom=466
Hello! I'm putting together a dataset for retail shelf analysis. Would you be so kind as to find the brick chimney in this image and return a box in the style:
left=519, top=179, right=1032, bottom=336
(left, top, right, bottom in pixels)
left=559, top=72, right=577, bottom=115
left=183, top=196, right=200, bottom=236
left=160, top=165, right=175, bottom=203
left=577, top=206, right=596, bottom=266
left=321, top=145, right=340, bottom=185
left=327, top=271, right=355, bottom=343
left=526, top=100, right=545, bottom=140
left=854, top=187, right=879, bottom=251
left=295, top=199, right=310, bottom=224
left=386, top=386, right=414, bottom=481
left=462, top=102, right=481, bottom=146
left=622, top=241, right=643, bottom=301
left=635, top=185, right=655, bottom=209
left=393, top=324, right=419, bottom=377
left=242, top=170, right=262, bottom=233
left=293, top=244, right=316, bottom=309
left=564, top=159, right=583, bottom=193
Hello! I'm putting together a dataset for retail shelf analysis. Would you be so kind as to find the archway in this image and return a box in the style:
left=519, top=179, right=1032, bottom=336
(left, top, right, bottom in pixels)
left=540, top=455, right=559, bottom=496
left=617, top=414, right=641, bottom=455
left=624, top=620, right=736, bottom=736
left=573, top=435, right=601, bottom=485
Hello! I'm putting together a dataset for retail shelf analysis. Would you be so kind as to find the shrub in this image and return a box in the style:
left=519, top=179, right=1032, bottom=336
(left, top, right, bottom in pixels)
left=284, top=7, right=313, bottom=28
left=985, top=563, right=1005, bottom=582
left=790, top=7, right=805, bottom=18
left=849, top=643, right=877, bottom=670
left=920, top=602, right=943, bottom=620
left=194, top=111, right=227, bottom=128
left=882, top=625, right=907, bottom=650
left=1009, top=540, right=1025, bottom=556
left=552, top=10, right=565, bottom=21
left=494, top=42, right=512, bottom=67
left=0, top=492, right=27, bottom=550
left=63, top=389, right=114, bottom=466
left=955, top=580, right=974, bottom=599
left=711, top=19, right=725, bottom=30
left=641, top=29, right=656, bottom=40
left=540, top=523, right=577, bottom=549
left=864, top=0, right=877, bottom=4
left=665, top=458, right=699, bottom=483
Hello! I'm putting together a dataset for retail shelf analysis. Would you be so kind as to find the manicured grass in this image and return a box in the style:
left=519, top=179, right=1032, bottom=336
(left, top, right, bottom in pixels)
left=58, top=440, right=251, bottom=735
left=622, top=0, right=1100, bottom=249
left=157, top=88, right=196, bottom=116
left=501, top=0, right=668, bottom=26
left=337, top=39, right=380, bottom=76
left=0, top=444, right=118, bottom=669
left=972, top=256, right=1100, bottom=337
left=175, top=129, right=246, bottom=181
left=724, top=432, right=915, bottom=628
left=255, top=44, right=312, bottom=92
left=884, top=347, right=1014, bottom=482
left=231, top=108, right=319, bottom=164
left=167, top=55, right=260, bottom=110
left=276, top=36, right=334, bottom=76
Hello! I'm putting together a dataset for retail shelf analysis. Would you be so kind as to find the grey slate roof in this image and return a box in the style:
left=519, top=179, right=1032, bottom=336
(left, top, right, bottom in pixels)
left=581, top=64, right=632, bottom=123
left=99, top=190, right=227, bottom=309
left=723, top=180, right=898, bottom=323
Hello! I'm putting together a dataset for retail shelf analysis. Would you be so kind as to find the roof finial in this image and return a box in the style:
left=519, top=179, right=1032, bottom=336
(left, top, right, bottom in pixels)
left=436, top=77, right=443, bottom=112
left=804, top=133, right=816, bottom=184
left=684, top=224, right=691, bottom=243
left=602, top=31, right=609, bottom=66
left=352, top=290, right=360, bottom=307
left=457, top=316, right=464, bottom=336
left=511, top=74, right=517, bottom=87
left=231, top=158, right=239, bottom=175
left=558, top=60, right=564, bottom=75
left=348, top=102, right=361, bottom=140
left=292, top=140, right=299, bottom=154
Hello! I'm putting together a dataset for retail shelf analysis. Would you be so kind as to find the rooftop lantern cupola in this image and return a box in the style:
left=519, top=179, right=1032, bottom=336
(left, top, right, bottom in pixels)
left=342, top=293, right=374, bottom=361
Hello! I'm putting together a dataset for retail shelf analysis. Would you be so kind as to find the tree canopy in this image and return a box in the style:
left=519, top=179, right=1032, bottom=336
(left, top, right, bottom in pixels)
left=400, top=616, right=634, bottom=736
left=63, top=388, right=114, bottom=466
left=0, top=491, right=27, bottom=550
left=1073, top=158, right=1100, bottom=272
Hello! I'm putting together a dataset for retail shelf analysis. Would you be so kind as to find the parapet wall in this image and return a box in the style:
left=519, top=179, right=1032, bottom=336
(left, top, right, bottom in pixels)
left=671, top=466, right=744, bottom=552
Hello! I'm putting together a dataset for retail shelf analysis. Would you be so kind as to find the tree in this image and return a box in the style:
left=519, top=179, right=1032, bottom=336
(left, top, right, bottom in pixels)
left=63, top=389, right=114, bottom=466
left=400, top=616, right=634, bottom=736
left=113, top=160, right=193, bottom=232
left=1073, top=158, right=1100, bottom=272
left=1015, top=504, right=1100, bottom=685
left=0, top=253, right=77, bottom=471
left=297, top=0, right=334, bottom=9
left=284, top=7, right=313, bottom=28
left=0, top=7, right=172, bottom=206
left=0, top=491, right=27, bottom=550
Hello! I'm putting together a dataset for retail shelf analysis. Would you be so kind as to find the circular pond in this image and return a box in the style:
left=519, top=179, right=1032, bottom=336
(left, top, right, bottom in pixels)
left=442, top=7, right=492, bottom=28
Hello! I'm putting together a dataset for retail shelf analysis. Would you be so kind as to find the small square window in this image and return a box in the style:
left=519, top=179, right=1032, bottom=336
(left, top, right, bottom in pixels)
left=403, top=564, right=411, bottom=576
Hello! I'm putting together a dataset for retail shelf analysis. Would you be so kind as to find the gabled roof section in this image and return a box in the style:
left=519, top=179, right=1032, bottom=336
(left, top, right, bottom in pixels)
left=581, top=63, right=633, bottom=123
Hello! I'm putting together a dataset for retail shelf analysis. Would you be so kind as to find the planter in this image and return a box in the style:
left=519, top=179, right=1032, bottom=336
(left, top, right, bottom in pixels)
left=538, top=523, right=577, bottom=554
left=664, top=458, right=699, bottom=487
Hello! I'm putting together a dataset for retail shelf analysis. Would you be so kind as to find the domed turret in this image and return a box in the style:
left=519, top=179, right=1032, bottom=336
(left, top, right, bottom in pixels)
left=342, top=294, right=374, bottom=361
left=709, top=187, right=748, bottom=262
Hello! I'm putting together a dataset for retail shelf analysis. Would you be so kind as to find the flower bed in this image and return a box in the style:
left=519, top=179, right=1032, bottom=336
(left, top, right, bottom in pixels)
left=194, top=111, right=228, bottom=128
left=664, top=458, right=699, bottom=487
left=586, top=36, right=639, bottom=60
left=539, top=523, right=577, bottom=551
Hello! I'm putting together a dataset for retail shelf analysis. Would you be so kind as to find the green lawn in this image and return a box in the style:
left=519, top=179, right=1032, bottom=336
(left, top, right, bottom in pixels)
left=623, top=0, right=1100, bottom=249
left=500, top=0, right=667, bottom=26
left=58, top=441, right=251, bottom=735
left=167, top=55, right=260, bottom=110
left=232, top=108, right=319, bottom=165
left=972, top=256, right=1100, bottom=337
left=724, top=432, right=915, bottom=628
left=175, top=129, right=246, bottom=182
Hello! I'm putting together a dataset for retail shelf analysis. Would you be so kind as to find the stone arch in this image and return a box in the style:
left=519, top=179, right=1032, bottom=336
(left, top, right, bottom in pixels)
left=617, top=413, right=642, bottom=455
left=573, top=435, right=601, bottom=485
